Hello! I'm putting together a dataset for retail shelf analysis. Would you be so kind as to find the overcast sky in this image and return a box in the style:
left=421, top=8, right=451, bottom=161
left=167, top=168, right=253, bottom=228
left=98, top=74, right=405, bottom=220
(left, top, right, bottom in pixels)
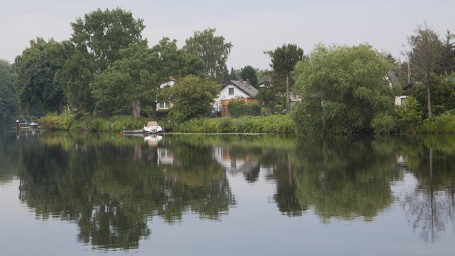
left=1, top=0, right=454, bottom=69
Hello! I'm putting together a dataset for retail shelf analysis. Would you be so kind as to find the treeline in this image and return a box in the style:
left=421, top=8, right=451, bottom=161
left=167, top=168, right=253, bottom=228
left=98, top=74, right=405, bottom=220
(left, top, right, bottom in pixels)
left=1, top=8, right=454, bottom=134
left=10, top=8, right=235, bottom=123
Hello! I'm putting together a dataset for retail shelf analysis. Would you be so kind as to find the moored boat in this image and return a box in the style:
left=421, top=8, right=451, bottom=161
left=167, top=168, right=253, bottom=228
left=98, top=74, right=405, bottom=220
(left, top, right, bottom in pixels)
left=143, top=121, right=163, bottom=134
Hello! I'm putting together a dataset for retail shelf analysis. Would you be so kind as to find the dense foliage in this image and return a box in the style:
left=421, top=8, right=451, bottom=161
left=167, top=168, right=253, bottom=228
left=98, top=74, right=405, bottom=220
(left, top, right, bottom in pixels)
left=175, top=115, right=294, bottom=134
left=70, top=8, right=147, bottom=74
left=0, top=60, right=17, bottom=121
left=404, top=24, right=455, bottom=119
left=240, top=65, right=258, bottom=88
left=4, top=8, right=455, bottom=135
left=15, top=38, right=70, bottom=115
left=227, top=100, right=261, bottom=118
left=184, top=28, right=232, bottom=83
left=292, top=44, right=399, bottom=134
left=169, top=75, right=219, bottom=122
left=266, top=44, right=305, bottom=112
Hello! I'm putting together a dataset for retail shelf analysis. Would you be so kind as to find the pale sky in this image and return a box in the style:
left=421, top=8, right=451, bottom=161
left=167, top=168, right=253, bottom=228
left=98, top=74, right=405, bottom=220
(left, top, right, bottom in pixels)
left=1, top=0, right=454, bottom=70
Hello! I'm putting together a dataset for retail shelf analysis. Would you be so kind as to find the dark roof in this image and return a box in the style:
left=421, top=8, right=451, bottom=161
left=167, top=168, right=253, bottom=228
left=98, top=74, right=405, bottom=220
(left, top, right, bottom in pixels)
left=224, top=80, right=259, bottom=97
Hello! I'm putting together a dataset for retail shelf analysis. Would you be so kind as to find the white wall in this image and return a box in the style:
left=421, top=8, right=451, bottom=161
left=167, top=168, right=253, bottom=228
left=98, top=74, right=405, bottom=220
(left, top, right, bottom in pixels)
left=213, top=85, right=251, bottom=111
left=395, top=95, right=408, bottom=106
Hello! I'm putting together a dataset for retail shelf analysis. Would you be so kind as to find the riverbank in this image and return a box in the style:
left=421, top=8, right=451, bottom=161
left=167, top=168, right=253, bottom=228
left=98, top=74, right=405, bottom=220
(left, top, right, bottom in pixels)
left=35, top=111, right=455, bottom=135
left=37, top=113, right=295, bottom=134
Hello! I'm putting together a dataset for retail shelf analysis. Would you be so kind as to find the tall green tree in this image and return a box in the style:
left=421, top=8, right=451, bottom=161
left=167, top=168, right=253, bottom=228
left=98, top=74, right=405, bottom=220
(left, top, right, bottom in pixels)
left=184, top=28, right=232, bottom=83
left=0, top=60, right=18, bottom=121
left=70, top=8, right=147, bottom=74
left=292, top=44, right=398, bottom=134
left=407, top=23, right=444, bottom=118
left=55, top=50, right=96, bottom=112
left=90, top=39, right=204, bottom=119
left=15, top=38, right=71, bottom=115
left=90, top=69, right=132, bottom=115
left=169, top=75, right=219, bottom=122
left=90, top=44, right=157, bottom=118
left=266, top=44, right=304, bottom=112
left=150, top=38, right=204, bottom=119
left=240, top=65, right=258, bottom=88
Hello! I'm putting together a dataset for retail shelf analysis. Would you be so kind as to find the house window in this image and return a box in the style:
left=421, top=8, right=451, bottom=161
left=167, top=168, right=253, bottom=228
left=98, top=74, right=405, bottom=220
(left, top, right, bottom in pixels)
left=159, top=102, right=170, bottom=109
left=228, top=87, right=234, bottom=95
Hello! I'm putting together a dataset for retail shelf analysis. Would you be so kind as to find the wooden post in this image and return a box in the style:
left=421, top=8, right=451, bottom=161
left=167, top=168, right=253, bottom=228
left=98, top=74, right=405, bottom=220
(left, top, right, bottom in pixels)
left=16, top=120, right=20, bottom=138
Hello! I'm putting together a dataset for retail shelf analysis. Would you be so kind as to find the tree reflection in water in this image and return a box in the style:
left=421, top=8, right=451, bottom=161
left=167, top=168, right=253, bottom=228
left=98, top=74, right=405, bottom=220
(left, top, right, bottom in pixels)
left=15, top=133, right=455, bottom=248
left=398, top=136, right=455, bottom=242
left=17, top=133, right=235, bottom=249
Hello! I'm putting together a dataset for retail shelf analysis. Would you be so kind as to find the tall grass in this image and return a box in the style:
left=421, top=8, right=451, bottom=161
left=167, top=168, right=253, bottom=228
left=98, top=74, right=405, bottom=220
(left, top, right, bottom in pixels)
left=175, top=115, right=295, bottom=134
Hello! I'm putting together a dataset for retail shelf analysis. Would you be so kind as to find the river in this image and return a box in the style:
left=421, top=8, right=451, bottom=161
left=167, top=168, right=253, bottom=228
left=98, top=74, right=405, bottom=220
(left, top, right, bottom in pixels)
left=0, top=130, right=454, bottom=255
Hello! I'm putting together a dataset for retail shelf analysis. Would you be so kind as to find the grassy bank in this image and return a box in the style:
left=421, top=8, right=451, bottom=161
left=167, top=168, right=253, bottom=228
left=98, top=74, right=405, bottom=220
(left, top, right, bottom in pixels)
left=38, top=113, right=151, bottom=132
left=37, top=111, right=455, bottom=135
left=174, top=115, right=295, bottom=134
left=38, top=113, right=295, bottom=134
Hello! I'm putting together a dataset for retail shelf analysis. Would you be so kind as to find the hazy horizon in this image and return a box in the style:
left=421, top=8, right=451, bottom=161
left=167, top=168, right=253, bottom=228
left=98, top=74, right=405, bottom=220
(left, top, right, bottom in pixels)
left=1, top=0, right=454, bottom=69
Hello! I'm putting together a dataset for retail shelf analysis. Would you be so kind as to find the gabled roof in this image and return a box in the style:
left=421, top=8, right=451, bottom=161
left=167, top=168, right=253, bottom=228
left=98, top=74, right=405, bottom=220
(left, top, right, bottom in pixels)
left=223, top=80, right=259, bottom=97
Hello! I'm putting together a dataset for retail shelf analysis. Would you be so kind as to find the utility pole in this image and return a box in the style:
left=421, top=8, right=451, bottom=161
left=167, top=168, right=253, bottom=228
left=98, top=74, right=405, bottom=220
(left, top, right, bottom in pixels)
left=407, top=61, right=411, bottom=84
left=286, top=74, right=290, bottom=113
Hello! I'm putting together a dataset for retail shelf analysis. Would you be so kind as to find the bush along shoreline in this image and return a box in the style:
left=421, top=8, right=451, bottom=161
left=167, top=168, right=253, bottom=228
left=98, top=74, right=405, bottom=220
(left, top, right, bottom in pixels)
left=37, top=113, right=295, bottom=134
left=36, top=111, right=455, bottom=135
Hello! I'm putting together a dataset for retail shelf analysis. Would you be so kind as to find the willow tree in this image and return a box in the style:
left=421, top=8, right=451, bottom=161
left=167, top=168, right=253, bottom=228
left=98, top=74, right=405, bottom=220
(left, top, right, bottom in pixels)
left=292, top=44, right=398, bottom=134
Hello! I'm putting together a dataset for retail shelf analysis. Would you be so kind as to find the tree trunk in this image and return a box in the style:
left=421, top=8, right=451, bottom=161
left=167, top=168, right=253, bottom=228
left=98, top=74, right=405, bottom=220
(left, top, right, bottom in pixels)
left=426, top=72, right=432, bottom=118
left=152, top=101, right=157, bottom=120
left=132, top=99, right=141, bottom=119
left=286, top=74, right=290, bottom=113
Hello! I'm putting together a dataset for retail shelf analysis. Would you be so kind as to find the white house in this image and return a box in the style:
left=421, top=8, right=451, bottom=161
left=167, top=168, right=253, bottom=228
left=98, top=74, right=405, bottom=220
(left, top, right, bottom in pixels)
left=213, top=80, right=259, bottom=116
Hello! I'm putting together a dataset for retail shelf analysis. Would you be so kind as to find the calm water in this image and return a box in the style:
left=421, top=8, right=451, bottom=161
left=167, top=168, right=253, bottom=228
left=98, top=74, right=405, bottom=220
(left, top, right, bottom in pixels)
left=1, top=129, right=455, bottom=255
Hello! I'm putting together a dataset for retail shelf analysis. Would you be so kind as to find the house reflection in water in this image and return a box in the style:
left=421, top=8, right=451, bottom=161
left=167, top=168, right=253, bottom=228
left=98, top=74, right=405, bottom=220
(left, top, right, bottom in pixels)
left=157, top=147, right=175, bottom=166
left=213, top=146, right=259, bottom=180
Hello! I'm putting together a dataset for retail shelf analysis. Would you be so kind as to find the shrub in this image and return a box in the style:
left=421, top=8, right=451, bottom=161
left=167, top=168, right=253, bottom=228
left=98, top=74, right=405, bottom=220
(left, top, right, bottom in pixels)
left=228, top=100, right=261, bottom=117
left=38, top=112, right=75, bottom=130
left=175, top=115, right=294, bottom=134
left=370, top=113, right=396, bottom=134
left=396, top=97, right=423, bottom=133
left=423, top=112, right=455, bottom=133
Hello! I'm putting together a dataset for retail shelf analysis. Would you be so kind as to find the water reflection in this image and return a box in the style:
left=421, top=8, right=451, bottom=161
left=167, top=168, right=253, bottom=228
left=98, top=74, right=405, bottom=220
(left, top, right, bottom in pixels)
left=7, top=133, right=455, bottom=250
left=0, top=130, right=20, bottom=184
left=290, top=136, right=401, bottom=222
left=396, top=136, right=455, bottom=242
left=17, top=133, right=235, bottom=249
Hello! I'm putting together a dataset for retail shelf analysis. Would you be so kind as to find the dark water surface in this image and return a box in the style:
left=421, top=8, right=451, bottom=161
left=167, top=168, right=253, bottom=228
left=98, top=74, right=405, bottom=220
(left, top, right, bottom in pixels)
left=1, top=130, right=454, bottom=255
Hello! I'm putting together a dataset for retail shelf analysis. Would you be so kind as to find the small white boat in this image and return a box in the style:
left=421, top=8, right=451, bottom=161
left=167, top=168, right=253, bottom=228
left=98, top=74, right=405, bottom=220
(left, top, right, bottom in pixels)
left=143, top=121, right=163, bottom=134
